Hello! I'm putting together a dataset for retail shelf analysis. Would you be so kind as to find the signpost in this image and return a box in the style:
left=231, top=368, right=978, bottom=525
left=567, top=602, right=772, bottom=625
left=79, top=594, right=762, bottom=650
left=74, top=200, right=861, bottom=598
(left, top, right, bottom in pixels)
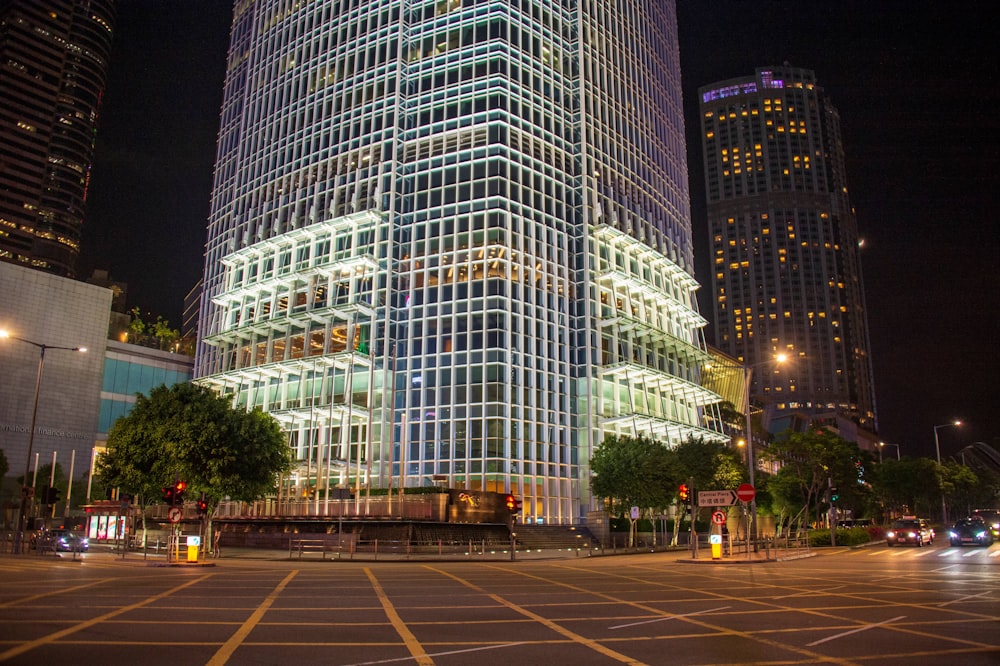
left=736, top=484, right=756, bottom=560
left=711, top=510, right=727, bottom=525
left=698, top=490, right=738, bottom=506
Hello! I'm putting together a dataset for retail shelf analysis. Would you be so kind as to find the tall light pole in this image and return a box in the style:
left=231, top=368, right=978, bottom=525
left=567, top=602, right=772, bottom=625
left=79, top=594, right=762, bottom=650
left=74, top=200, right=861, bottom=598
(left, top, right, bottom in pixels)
left=1, top=330, right=87, bottom=553
left=741, top=353, right=787, bottom=550
left=878, top=441, right=901, bottom=463
left=933, top=420, right=961, bottom=524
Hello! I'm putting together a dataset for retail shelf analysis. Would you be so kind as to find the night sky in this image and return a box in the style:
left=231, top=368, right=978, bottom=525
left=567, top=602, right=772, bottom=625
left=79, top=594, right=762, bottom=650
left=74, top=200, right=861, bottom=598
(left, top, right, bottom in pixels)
left=81, top=1, right=997, bottom=461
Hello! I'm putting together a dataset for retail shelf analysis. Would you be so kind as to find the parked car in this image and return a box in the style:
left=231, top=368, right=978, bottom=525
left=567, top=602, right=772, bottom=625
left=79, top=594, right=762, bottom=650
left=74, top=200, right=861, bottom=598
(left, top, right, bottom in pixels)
left=886, top=517, right=934, bottom=547
left=969, top=509, right=1000, bottom=538
left=36, top=529, right=89, bottom=552
left=948, top=518, right=994, bottom=547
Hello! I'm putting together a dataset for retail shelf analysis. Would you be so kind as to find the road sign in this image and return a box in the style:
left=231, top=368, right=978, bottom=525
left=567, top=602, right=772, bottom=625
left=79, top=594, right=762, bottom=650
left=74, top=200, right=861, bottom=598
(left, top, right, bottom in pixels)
left=737, top=483, right=756, bottom=502
left=711, top=510, right=727, bottom=525
left=698, top=490, right=738, bottom=506
left=20, top=486, right=34, bottom=499
left=630, top=506, right=640, bottom=520
left=167, top=507, right=183, bottom=524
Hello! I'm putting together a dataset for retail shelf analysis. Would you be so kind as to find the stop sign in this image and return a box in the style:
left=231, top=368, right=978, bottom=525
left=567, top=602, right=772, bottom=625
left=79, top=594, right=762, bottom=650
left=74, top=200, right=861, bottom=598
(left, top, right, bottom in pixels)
left=736, top=483, right=756, bottom=502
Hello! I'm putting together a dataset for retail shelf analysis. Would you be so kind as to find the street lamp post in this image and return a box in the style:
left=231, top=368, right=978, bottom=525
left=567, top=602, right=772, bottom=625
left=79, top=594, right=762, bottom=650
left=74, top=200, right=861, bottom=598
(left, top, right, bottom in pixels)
left=877, top=441, right=901, bottom=463
left=741, top=353, right=787, bottom=552
left=1, top=331, right=86, bottom=553
left=933, top=420, right=961, bottom=524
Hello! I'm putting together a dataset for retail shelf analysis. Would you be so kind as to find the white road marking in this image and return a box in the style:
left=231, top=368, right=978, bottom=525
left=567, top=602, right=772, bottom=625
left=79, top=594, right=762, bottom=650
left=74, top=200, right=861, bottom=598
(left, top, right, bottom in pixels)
left=345, top=642, right=528, bottom=665
left=938, top=591, right=992, bottom=607
left=806, top=615, right=906, bottom=647
left=609, top=605, right=731, bottom=629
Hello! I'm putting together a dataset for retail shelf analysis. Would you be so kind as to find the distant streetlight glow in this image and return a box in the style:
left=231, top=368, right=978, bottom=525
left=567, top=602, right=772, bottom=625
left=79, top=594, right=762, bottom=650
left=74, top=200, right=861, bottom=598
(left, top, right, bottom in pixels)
left=877, top=441, right=901, bottom=463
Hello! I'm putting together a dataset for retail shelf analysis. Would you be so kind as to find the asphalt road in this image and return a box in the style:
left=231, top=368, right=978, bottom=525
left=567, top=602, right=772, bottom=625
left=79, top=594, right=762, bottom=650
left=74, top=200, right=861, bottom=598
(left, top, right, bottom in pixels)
left=1, top=542, right=997, bottom=665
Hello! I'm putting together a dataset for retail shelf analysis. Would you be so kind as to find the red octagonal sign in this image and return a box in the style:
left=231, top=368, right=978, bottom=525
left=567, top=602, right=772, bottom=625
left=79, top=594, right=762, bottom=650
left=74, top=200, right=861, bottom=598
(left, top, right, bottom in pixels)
left=736, top=483, right=756, bottom=502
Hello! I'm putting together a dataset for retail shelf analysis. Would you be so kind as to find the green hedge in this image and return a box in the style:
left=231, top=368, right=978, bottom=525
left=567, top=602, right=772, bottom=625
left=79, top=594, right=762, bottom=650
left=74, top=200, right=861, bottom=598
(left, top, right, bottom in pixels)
left=808, top=527, right=874, bottom=547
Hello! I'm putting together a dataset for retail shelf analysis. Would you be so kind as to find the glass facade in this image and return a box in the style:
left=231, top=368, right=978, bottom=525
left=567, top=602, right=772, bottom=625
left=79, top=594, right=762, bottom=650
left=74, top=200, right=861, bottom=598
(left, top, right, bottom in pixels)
left=196, top=0, right=722, bottom=524
left=98, top=342, right=193, bottom=435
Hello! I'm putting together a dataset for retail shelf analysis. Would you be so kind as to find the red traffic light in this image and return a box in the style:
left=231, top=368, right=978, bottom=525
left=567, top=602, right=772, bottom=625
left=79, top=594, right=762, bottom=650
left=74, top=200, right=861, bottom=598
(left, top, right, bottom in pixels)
left=175, top=480, right=187, bottom=492
left=505, top=494, right=516, bottom=511
left=678, top=484, right=690, bottom=502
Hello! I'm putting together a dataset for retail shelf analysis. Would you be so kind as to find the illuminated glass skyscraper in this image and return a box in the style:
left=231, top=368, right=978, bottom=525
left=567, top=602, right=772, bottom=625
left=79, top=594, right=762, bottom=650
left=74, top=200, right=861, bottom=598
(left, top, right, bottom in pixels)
left=196, top=0, right=722, bottom=524
left=0, top=0, right=116, bottom=276
left=699, top=65, right=875, bottom=430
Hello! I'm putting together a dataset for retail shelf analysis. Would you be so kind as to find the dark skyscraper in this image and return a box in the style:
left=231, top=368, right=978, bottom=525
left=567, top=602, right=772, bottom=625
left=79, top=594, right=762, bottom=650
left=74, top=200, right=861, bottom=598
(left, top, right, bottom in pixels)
left=699, top=65, right=875, bottom=430
left=196, top=0, right=723, bottom=524
left=0, top=0, right=116, bottom=276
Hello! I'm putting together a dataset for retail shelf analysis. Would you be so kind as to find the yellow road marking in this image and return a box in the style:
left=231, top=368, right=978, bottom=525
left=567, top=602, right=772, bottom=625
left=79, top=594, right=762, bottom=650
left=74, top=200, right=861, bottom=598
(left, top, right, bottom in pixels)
left=575, top=560, right=999, bottom=651
left=498, top=564, right=862, bottom=665
left=206, top=569, right=298, bottom=666
left=365, top=567, right=435, bottom=665
left=0, top=578, right=110, bottom=608
left=426, top=565, right=647, bottom=665
left=0, top=573, right=211, bottom=662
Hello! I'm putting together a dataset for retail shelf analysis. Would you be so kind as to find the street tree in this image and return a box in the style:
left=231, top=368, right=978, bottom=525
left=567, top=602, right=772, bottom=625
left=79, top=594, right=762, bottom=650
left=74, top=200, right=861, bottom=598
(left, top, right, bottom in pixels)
left=97, top=382, right=291, bottom=552
left=941, top=461, right=979, bottom=520
left=590, top=434, right=679, bottom=545
left=868, top=457, right=940, bottom=518
left=759, top=429, right=863, bottom=528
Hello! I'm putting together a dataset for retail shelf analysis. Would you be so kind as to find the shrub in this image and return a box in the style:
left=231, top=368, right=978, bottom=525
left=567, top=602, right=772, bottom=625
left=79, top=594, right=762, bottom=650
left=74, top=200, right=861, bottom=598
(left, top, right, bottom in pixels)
left=808, top=527, right=873, bottom=547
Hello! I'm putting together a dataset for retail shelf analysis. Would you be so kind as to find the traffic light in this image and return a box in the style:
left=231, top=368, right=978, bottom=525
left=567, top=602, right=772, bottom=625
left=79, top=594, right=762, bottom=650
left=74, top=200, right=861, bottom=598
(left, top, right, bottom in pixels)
left=830, top=486, right=839, bottom=503
left=196, top=493, right=209, bottom=515
left=47, top=486, right=61, bottom=505
left=162, top=485, right=175, bottom=504
left=514, top=498, right=522, bottom=513
left=678, top=484, right=690, bottom=503
left=173, top=480, right=187, bottom=504
left=504, top=494, right=517, bottom=512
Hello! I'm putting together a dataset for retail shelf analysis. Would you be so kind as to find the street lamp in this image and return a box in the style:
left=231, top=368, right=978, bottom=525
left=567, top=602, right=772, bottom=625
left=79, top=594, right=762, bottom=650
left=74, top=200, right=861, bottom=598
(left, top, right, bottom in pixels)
left=877, top=441, right=901, bottom=463
left=933, top=420, right=962, bottom=524
left=0, top=330, right=87, bottom=553
left=742, top=353, right=788, bottom=550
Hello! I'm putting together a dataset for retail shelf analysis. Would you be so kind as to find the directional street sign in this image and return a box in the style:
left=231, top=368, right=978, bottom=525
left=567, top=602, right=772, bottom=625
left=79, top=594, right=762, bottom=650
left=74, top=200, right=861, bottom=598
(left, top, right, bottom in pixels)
left=698, top=490, right=738, bottom=506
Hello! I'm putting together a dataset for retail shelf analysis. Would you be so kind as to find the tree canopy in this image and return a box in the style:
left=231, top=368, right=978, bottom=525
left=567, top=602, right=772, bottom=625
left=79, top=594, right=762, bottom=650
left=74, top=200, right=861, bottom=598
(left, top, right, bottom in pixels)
left=590, top=434, right=678, bottom=517
left=96, top=383, right=292, bottom=509
left=759, top=429, right=866, bottom=525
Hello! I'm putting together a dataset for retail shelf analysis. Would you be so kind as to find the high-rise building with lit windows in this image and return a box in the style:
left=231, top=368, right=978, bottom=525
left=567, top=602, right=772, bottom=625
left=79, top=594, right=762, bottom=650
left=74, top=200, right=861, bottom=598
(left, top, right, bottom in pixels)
left=698, top=65, right=875, bottom=430
left=196, top=0, right=723, bottom=524
left=0, top=0, right=116, bottom=276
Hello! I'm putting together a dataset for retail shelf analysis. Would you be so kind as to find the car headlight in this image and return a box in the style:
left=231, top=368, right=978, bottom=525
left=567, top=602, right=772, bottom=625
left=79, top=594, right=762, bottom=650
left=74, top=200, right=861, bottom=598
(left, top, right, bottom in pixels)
left=949, top=531, right=958, bottom=538
left=976, top=531, right=986, bottom=538
left=886, top=531, right=896, bottom=538
left=908, top=531, right=917, bottom=538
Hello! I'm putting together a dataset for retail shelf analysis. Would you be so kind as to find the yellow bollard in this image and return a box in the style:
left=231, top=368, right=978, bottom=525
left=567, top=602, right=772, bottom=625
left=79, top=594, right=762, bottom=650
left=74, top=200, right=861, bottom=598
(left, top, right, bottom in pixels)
left=187, top=535, right=201, bottom=563
left=710, top=533, right=722, bottom=560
